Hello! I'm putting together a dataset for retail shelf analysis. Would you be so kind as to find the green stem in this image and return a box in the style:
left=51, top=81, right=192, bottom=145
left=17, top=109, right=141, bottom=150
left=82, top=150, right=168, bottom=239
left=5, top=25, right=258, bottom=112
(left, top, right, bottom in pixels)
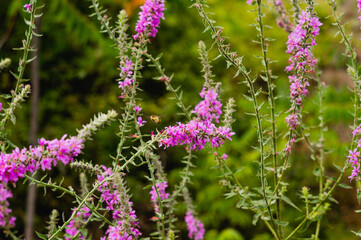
left=256, top=0, right=281, bottom=237
left=144, top=52, right=192, bottom=121
left=1, top=1, right=38, bottom=128
left=193, top=1, right=278, bottom=236
left=285, top=166, right=346, bottom=240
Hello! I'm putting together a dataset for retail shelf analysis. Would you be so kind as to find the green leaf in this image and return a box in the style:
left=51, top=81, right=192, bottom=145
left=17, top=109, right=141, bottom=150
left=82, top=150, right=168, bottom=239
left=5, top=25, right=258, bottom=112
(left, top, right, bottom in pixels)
left=338, top=183, right=352, bottom=189
left=35, top=232, right=47, bottom=240
left=275, top=220, right=289, bottom=226
left=281, top=195, right=301, bottom=212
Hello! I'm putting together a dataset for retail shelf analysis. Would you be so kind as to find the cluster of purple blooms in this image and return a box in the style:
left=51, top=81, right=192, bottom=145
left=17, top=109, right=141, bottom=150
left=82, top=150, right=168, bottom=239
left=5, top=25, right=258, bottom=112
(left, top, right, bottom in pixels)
left=0, top=135, right=83, bottom=228
left=149, top=181, right=169, bottom=213
left=96, top=167, right=141, bottom=240
left=347, top=124, right=361, bottom=181
left=185, top=211, right=205, bottom=240
left=133, top=0, right=165, bottom=40
left=118, top=59, right=135, bottom=99
left=284, top=11, right=322, bottom=142
left=285, top=11, right=322, bottom=72
left=65, top=206, right=91, bottom=240
left=0, top=184, right=15, bottom=228
left=160, top=86, right=234, bottom=150
left=0, top=135, right=83, bottom=184
left=274, top=0, right=293, bottom=33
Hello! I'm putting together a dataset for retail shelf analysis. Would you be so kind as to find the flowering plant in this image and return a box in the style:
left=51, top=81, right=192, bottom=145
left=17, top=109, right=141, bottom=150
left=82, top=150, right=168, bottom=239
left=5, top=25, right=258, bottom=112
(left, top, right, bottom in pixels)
left=1, top=0, right=361, bottom=239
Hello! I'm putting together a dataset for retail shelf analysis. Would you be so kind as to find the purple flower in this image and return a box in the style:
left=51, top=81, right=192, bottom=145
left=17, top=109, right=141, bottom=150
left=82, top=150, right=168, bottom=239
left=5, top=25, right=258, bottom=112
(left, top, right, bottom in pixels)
left=134, top=0, right=165, bottom=40
left=149, top=181, right=169, bottom=213
left=0, top=135, right=83, bottom=184
left=285, top=11, right=322, bottom=72
left=0, top=184, right=15, bottom=228
left=348, top=149, right=360, bottom=165
left=349, top=165, right=360, bottom=181
left=0, top=103, right=2, bottom=111
left=285, top=114, right=299, bottom=129
left=246, top=0, right=253, bottom=5
left=193, top=88, right=222, bottom=123
left=160, top=85, right=234, bottom=150
left=65, top=207, right=91, bottom=240
left=185, top=211, right=205, bottom=240
left=134, top=105, right=142, bottom=113
left=353, top=124, right=361, bottom=137
left=24, top=3, right=31, bottom=12
left=96, top=168, right=141, bottom=239
left=137, top=117, right=146, bottom=127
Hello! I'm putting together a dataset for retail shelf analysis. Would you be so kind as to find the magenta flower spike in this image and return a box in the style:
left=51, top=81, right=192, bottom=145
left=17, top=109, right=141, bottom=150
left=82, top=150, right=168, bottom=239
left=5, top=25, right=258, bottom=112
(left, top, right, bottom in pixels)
left=133, top=0, right=165, bottom=40
left=185, top=211, right=205, bottom=240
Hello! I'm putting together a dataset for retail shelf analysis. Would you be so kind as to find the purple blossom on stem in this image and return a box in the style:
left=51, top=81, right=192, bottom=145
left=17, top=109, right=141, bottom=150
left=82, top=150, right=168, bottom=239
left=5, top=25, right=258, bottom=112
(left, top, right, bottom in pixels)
left=0, top=135, right=83, bottom=184
left=118, top=59, right=135, bottom=99
left=353, top=124, right=361, bottom=137
left=285, top=114, right=299, bottom=130
left=96, top=167, right=141, bottom=239
left=149, top=181, right=169, bottom=213
left=134, top=105, right=142, bottom=113
left=137, top=117, right=146, bottom=127
left=285, top=11, right=322, bottom=72
left=289, top=74, right=309, bottom=106
left=185, top=211, right=205, bottom=240
left=133, top=0, right=165, bottom=40
left=274, top=0, right=293, bottom=33
left=0, top=103, right=2, bottom=111
left=0, top=135, right=83, bottom=228
left=65, top=207, right=91, bottom=240
left=0, top=184, right=15, bottom=228
left=23, top=3, right=31, bottom=12
left=160, top=85, right=234, bottom=150
left=246, top=0, right=253, bottom=5
left=348, top=149, right=360, bottom=165
left=193, top=88, right=222, bottom=123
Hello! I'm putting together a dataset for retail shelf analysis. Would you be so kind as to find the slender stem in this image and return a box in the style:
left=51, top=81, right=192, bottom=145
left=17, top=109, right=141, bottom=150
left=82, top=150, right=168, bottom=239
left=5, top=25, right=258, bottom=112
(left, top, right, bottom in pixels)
left=133, top=117, right=166, bottom=239
left=24, top=174, right=113, bottom=226
left=256, top=0, right=281, bottom=237
left=285, top=166, right=346, bottom=240
left=1, top=1, right=38, bottom=128
left=144, top=52, right=192, bottom=121
left=193, top=1, right=278, bottom=236
left=48, top=174, right=115, bottom=240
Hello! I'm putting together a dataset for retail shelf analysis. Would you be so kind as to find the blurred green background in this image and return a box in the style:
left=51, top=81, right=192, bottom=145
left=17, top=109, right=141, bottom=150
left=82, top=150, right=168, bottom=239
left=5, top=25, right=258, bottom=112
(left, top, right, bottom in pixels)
left=1, top=0, right=361, bottom=239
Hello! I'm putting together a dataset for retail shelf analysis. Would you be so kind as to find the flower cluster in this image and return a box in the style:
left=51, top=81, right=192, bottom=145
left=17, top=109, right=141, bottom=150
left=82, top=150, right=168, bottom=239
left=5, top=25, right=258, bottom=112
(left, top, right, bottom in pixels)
left=96, top=167, right=141, bottom=239
left=0, top=135, right=83, bottom=228
left=133, top=0, right=165, bottom=40
left=0, top=135, right=83, bottom=184
left=285, top=11, right=322, bottom=72
left=149, top=181, right=169, bottom=213
left=288, top=74, right=309, bottom=106
left=118, top=59, right=135, bottom=99
left=274, top=0, right=293, bottom=33
left=193, top=88, right=222, bottom=123
left=0, top=183, right=15, bottom=228
left=185, top=211, right=205, bottom=240
left=0, top=102, right=2, bottom=111
left=65, top=206, right=91, bottom=240
left=347, top=124, right=361, bottom=181
left=160, top=85, right=234, bottom=150
left=284, top=11, right=322, bottom=134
